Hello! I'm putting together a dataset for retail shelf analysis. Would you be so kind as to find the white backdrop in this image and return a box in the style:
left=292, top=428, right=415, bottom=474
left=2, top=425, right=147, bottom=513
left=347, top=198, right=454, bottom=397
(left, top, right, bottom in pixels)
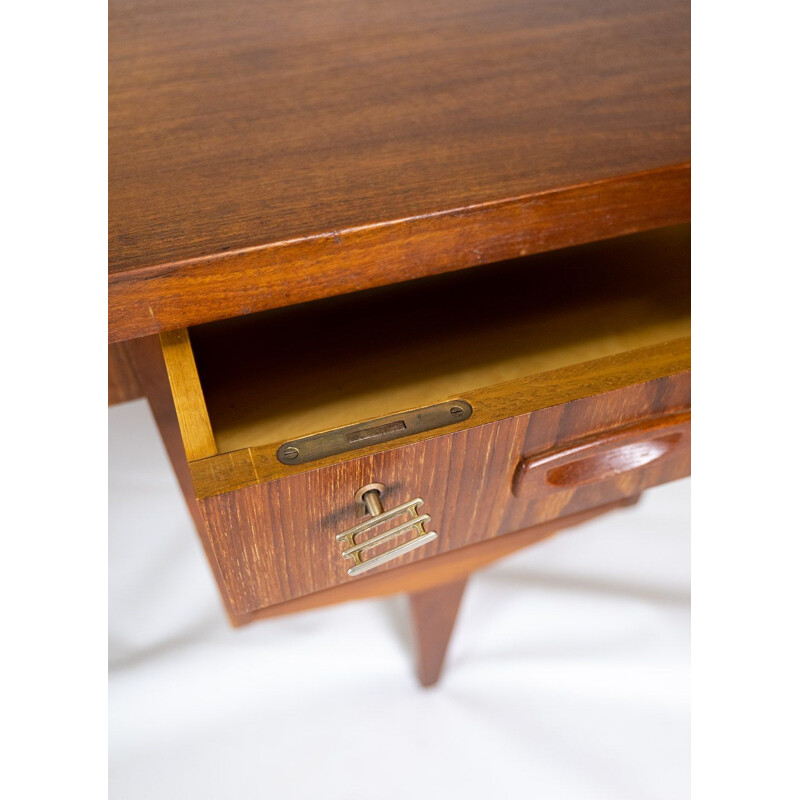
left=109, top=399, right=690, bottom=800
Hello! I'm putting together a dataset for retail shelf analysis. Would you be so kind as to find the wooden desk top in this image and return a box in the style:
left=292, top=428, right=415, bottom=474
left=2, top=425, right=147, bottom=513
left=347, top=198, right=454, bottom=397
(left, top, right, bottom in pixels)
left=109, top=0, right=689, bottom=342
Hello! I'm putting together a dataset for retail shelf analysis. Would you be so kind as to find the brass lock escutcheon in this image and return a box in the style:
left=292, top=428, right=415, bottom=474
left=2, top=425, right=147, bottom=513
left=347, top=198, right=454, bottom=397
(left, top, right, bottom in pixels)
left=336, top=483, right=438, bottom=576
left=277, top=401, right=472, bottom=465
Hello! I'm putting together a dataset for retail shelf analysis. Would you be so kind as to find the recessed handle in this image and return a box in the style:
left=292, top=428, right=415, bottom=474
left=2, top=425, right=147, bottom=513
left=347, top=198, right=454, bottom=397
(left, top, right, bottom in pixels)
left=512, top=411, right=690, bottom=499
left=336, top=484, right=438, bottom=576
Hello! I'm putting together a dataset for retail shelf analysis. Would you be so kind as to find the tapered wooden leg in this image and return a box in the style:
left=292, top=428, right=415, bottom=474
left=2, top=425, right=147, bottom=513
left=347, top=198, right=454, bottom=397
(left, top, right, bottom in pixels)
left=409, top=578, right=468, bottom=687
left=126, top=336, right=240, bottom=625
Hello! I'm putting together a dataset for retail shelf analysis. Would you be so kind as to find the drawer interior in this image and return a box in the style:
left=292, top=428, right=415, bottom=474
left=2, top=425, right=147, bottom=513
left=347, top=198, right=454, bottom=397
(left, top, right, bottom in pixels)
left=188, top=224, right=690, bottom=455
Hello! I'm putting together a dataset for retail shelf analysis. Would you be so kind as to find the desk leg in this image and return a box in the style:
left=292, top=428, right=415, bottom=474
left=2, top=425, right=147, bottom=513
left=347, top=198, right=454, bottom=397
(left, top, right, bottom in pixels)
left=409, top=578, right=468, bottom=687
left=126, top=336, right=205, bottom=530
left=127, top=336, right=237, bottom=622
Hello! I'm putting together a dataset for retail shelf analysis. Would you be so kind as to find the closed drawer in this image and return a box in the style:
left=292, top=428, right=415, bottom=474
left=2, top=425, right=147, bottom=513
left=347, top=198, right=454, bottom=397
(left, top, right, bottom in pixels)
left=158, top=225, right=691, bottom=620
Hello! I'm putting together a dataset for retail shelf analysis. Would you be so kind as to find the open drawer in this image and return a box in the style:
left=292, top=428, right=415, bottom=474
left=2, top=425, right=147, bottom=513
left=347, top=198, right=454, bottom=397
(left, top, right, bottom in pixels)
left=156, top=224, right=691, bottom=621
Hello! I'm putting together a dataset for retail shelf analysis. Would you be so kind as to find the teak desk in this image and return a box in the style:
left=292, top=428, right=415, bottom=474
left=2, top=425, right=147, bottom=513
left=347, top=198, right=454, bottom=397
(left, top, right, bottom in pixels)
left=109, top=0, right=690, bottom=686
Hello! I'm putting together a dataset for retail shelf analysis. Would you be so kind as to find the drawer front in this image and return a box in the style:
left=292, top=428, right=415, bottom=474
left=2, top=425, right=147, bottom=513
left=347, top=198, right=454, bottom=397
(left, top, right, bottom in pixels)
left=198, top=373, right=690, bottom=618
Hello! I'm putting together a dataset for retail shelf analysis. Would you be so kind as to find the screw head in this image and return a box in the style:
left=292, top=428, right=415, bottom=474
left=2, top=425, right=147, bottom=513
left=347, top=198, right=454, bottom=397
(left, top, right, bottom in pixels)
left=283, top=446, right=300, bottom=460
left=450, top=405, right=464, bottom=417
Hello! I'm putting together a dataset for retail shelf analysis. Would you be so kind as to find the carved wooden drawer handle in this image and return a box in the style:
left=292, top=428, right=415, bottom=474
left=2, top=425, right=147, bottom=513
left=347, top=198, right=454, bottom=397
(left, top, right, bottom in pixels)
left=512, top=411, right=691, bottom=499
left=336, top=484, right=438, bottom=576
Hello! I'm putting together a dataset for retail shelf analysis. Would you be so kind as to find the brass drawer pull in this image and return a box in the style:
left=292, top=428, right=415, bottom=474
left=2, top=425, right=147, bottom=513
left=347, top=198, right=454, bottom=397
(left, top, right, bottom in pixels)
left=336, top=483, right=438, bottom=576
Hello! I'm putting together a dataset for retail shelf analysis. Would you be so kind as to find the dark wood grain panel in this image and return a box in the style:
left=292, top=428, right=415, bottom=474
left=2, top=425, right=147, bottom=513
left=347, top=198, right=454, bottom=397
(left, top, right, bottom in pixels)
left=233, top=497, right=640, bottom=625
left=199, top=414, right=528, bottom=615
left=198, top=373, right=690, bottom=617
left=109, top=0, right=689, bottom=341
left=109, top=166, right=688, bottom=342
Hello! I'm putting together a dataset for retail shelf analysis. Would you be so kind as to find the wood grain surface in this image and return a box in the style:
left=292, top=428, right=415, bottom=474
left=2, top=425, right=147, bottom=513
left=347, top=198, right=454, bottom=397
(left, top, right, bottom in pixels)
left=198, top=373, right=690, bottom=616
left=233, top=497, right=640, bottom=624
left=109, top=0, right=689, bottom=341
